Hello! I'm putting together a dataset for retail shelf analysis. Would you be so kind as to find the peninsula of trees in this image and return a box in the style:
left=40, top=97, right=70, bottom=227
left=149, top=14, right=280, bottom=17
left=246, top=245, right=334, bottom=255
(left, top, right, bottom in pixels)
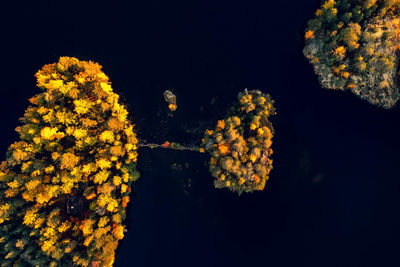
left=304, top=0, right=400, bottom=108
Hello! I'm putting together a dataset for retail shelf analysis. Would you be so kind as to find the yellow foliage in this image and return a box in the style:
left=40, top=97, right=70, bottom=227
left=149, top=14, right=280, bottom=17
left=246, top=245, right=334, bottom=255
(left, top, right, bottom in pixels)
left=41, top=240, right=55, bottom=253
left=99, top=182, right=115, bottom=194
left=94, top=225, right=111, bottom=239
left=108, top=117, right=124, bottom=131
left=36, top=192, right=51, bottom=204
left=51, top=152, right=60, bottom=161
left=73, top=128, right=87, bottom=139
left=332, top=46, right=346, bottom=58
left=82, top=219, right=95, bottom=236
left=322, top=0, right=335, bottom=9
left=15, top=239, right=24, bottom=249
left=81, top=117, right=97, bottom=128
left=5, top=188, right=18, bottom=198
left=45, top=165, right=55, bottom=173
left=97, top=158, right=112, bottom=170
left=84, top=235, right=94, bottom=247
left=43, top=227, right=56, bottom=238
left=380, top=80, right=389, bottom=88
left=121, top=184, right=128, bottom=193
left=98, top=216, right=110, bottom=228
left=112, top=213, right=122, bottom=224
left=122, top=173, right=130, bottom=183
left=40, top=127, right=59, bottom=140
left=216, top=120, right=225, bottom=130
left=60, top=152, right=79, bottom=170
left=94, top=170, right=110, bottom=184
left=31, top=169, right=41, bottom=177
left=97, top=193, right=111, bottom=207
left=37, top=106, right=48, bottom=115
left=58, top=221, right=72, bottom=233
left=232, top=116, right=241, bottom=126
left=23, top=208, right=38, bottom=226
left=125, top=143, right=134, bottom=151
left=33, top=137, right=41, bottom=144
left=74, top=99, right=92, bottom=115
left=82, top=163, right=97, bottom=175
left=100, top=82, right=113, bottom=94
left=26, top=179, right=41, bottom=191
left=110, top=145, right=124, bottom=156
left=7, top=179, right=20, bottom=189
left=113, top=225, right=124, bottom=240
left=107, top=198, right=118, bottom=212
left=205, top=130, right=214, bottom=136
left=34, top=217, right=45, bottom=229
left=100, top=130, right=115, bottom=143
left=0, top=203, right=10, bottom=213
left=210, top=157, right=217, bottom=165
left=12, top=149, right=29, bottom=163
left=113, top=176, right=122, bottom=186
left=5, top=251, right=15, bottom=259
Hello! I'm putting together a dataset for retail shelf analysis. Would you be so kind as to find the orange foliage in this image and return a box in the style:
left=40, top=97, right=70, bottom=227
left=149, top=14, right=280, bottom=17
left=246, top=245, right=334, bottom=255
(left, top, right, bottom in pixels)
left=305, top=30, right=315, bottom=40
left=168, top=103, right=177, bottom=111
left=218, top=143, right=230, bottom=155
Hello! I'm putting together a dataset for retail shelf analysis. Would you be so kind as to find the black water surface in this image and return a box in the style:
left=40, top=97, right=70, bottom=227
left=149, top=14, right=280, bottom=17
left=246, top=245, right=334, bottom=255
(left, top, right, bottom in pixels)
left=1, top=0, right=400, bottom=267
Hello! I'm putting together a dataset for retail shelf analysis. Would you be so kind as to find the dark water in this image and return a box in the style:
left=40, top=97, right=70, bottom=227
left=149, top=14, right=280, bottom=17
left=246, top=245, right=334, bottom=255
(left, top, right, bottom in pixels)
left=1, top=0, right=400, bottom=266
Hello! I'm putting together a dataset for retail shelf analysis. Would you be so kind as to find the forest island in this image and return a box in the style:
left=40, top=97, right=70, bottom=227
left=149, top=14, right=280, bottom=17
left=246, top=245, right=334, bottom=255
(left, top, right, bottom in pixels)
left=304, top=0, right=400, bottom=108
left=0, top=57, right=275, bottom=266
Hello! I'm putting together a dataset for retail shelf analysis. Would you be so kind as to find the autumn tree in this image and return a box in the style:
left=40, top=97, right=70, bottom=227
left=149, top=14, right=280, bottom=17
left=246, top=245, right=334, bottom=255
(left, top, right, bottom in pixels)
left=201, top=90, right=275, bottom=194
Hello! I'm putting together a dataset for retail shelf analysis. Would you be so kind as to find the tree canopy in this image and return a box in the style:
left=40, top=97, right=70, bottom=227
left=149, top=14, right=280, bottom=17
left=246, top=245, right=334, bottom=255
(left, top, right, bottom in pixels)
left=201, top=90, right=275, bottom=194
